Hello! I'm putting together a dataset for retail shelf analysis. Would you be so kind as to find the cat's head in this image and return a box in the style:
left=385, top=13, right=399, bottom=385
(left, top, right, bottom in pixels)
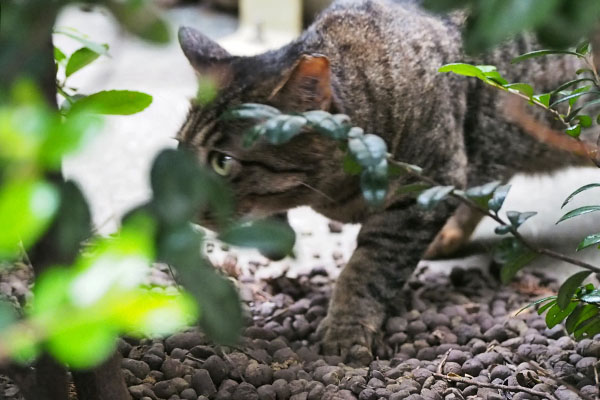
left=177, top=27, right=353, bottom=222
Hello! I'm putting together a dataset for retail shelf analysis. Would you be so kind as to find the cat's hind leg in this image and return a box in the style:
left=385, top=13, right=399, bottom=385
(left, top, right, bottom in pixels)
left=423, top=203, right=483, bottom=259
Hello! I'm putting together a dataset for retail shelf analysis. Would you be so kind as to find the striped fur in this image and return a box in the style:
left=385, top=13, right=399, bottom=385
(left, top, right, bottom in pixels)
left=178, top=0, right=588, bottom=362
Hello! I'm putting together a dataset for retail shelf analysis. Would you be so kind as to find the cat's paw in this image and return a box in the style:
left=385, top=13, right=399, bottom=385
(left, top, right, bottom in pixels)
left=317, top=315, right=379, bottom=365
left=423, top=224, right=466, bottom=259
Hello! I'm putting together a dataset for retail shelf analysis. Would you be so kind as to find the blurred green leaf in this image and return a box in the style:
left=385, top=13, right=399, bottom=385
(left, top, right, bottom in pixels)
left=439, top=63, right=486, bottom=79
left=574, top=314, right=600, bottom=340
left=574, top=115, right=592, bottom=128
left=66, top=47, right=104, bottom=77
left=537, top=299, right=557, bottom=315
left=243, top=123, right=267, bottom=148
left=494, top=237, right=537, bottom=283
left=53, top=28, right=109, bottom=56
left=562, top=183, right=600, bottom=208
left=348, top=134, right=388, bottom=168
left=558, top=270, right=592, bottom=309
left=512, top=49, right=581, bottom=64
left=494, top=225, right=512, bottom=235
left=397, top=183, right=431, bottom=195
left=581, top=289, right=600, bottom=303
left=557, top=205, right=600, bottom=224
left=0, top=180, right=59, bottom=260
left=576, top=41, right=590, bottom=55
left=515, top=295, right=556, bottom=316
left=196, top=77, right=219, bottom=106
left=465, top=180, right=500, bottom=208
left=551, top=87, right=595, bottom=108
left=488, top=184, right=511, bottom=213
left=222, top=103, right=281, bottom=121
left=577, top=233, right=600, bottom=251
left=504, top=83, right=534, bottom=98
left=70, top=90, right=152, bottom=115
left=545, top=301, right=577, bottom=329
left=506, top=210, right=537, bottom=229
left=263, top=115, right=307, bottom=145
left=551, top=78, right=596, bottom=96
left=342, top=153, right=362, bottom=175
left=107, top=1, right=170, bottom=44
left=360, top=159, right=388, bottom=206
left=219, top=218, right=296, bottom=259
left=0, top=301, right=18, bottom=332
left=417, top=185, right=454, bottom=210
left=54, top=47, right=66, bottom=64
left=304, top=111, right=350, bottom=140
left=532, top=93, right=551, bottom=108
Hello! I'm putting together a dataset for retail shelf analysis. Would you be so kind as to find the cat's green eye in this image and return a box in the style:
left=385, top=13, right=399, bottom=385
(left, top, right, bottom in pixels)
left=210, top=152, right=235, bottom=176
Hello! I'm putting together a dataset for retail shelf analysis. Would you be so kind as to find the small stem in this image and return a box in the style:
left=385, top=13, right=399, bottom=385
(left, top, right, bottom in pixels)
left=433, top=372, right=556, bottom=399
left=389, top=159, right=600, bottom=275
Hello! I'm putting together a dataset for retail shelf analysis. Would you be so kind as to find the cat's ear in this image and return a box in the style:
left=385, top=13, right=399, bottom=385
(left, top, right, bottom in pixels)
left=270, top=54, right=332, bottom=111
left=178, top=26, right=232, bottom=88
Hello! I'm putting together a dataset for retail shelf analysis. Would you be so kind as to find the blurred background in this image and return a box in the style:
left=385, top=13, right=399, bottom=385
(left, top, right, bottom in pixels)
left=57, top=0, right=600, bottom=282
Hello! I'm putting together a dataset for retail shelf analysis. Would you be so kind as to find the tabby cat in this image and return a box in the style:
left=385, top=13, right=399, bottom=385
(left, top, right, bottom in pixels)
left=177, top=0, right=587, bottom=362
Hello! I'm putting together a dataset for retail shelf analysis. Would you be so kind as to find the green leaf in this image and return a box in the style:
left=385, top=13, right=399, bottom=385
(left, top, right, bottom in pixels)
left=577, top=68, right=594, bottom=75
left=575, top=115, right=592, bottom=128
left=494, top=225, right=512, bottom=235
left=348, top=134, right=388, bottom=168
left=545, top=301, right=577, bottom=329
left=54, top=47, right=67, bottom=64
left=488, top=184, right=511, bottom=213
left=263, top=115, right=307, bottom=145
left=562, top=183, right=600, bottom=208
left=53, top=28, right=109, bottom=55
left=577, top=233, right=600, bottom=251
left=532, top=93, right=551, bottom=108
left=0, top=300, right=18, bottom=332
left=550, top=87, right=596, bottom=108
left=0, top=180, right=60, bottom=259
left=222, top=103, right=281, bottom=121
left=512, top=49, right=582, bottom=64
left=515, top=296, right=556, bottom=316
left=576, top=41, right=590, bottom=55
left=506, top=211, right=537, bottom=229
left=66, top=47, right=103, bottom=77
left=70, top=90, right=152, bottom=115
left=551, top=78, right=596, bottom=96
left=360, top=159, right=388, bottom=206
left=304, top=111, right=351, bottom=140
left=397, top=183, right=431, bottom=195
left=557, top=206, right=600, bottom=224
left=537, top=299, right=557, bottom=315
left=219, top=218, right=296, bottom=260
left=566, top=303, right=598, bottom=333
left=504, top=83, right=534, bottom=98
left=565, top=124, right=581, bottom=138
left=558, top=271, right=592, bottom=309
left=581, top=289, right=600, bottom=304
left=494, top=238, right=537, bottom=283
left=574, top=314, right=600, bottom=340
left=417, top=186, right=454, bottom=210
left=107, top=2, right=170, bottom=43
left=342, top=153, right=362, bottom=175
left=465, top=181, right=501, bottom=208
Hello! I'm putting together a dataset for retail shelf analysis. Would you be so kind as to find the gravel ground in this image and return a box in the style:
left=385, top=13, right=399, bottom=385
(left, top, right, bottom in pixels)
left=2, top=253, right=600, bottom=400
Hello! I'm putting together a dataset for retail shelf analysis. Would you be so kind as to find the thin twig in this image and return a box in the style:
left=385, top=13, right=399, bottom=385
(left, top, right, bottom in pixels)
left=389, top=159, right=600, bottom=275
left=526, top=358, right=594, bottom=400
left=433, top=372, right=557, bottom=400
left=437, top=349, right=451, bottom=374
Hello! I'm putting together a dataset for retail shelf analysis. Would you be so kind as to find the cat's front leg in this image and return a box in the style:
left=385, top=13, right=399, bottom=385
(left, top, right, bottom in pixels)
left=318, top=198, right=456, bottom=363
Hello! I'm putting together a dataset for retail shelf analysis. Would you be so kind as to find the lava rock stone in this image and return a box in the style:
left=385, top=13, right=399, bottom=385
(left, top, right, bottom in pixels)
left=244, top=362, right=274, bottom=387
left=154, top=380, right=178, bottom=399
left=233, top=382, right=259, bottom=400
left=122, top=359, right=150, bottom=379
left=192, top=369, right=217, bottom=397
left=161, top=357, right=184, bottom=379
left=165, top=331, right=205, bottom=352
left=204, top=355, right=229, bottom=385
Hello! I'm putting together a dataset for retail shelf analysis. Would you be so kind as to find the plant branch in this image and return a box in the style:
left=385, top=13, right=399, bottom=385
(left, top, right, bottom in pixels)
left=432, top=372, right=557, bottom=399
left=389, top=159, right=600, bottom=275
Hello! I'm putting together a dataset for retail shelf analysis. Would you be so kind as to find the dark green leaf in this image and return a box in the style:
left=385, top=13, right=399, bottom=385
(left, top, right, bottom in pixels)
left=360, top=159, right=388, bottom=206
left=576, top=41, right=590, bottom=55
left=342, top=154, right=362, bottom=175
left=222, top=103, right=281, bottom=121
left=481, top=68, right=508, bottom=85
left=574, top=115, right=592, bottom=128
left=397, top=183, right=431, bottom=195
left=550, top=88, right=597, bottom=108
left=557, top=206, right=600, bottom=224
left=488, top=184, right=511, bottom=213
left=512, top=49, right=582, bottom=64
left=70, top=90, right=152, bottom=115
left=577, top=233, right=600, bottom=251
left=577, top=68, right=594, bottom=75
left=562, top=183, right=600, bottom=208
left=566, top=303, right=598, bottom=333
left=506, top=211, right=537, bottom=229
left=551, top=78, right=596, bottom=96
left=545, top=301, right=578, bottom=329
left=219, top=218, right=296, bottom=260
left=574, top=314, right=600, bottom=340
left=558, top=271, right=592, bottom=309
left=348, top=134, right=388, bottom=168
left=66, top=47, right=103, bottom=77
left=494, top=238, right=537, bottom=283
left=107, top=2, right=170, bottom=43
left=537, top=299, right=557, bottom=315
left=53, top=28, right=109, bottom=55
left=581, top=289, right=600, bottom=304
left=494, top=225, right=512, bottom=235
left=515, top=296, right=556, bottom=316
left=504, top=83, right=534, bottom=98
left=417, top=186, right=454, bottom=210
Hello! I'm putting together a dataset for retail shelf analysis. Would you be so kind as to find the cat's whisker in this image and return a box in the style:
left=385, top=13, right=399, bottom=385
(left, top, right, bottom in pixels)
left=299, top=181, right=335, bottom=203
